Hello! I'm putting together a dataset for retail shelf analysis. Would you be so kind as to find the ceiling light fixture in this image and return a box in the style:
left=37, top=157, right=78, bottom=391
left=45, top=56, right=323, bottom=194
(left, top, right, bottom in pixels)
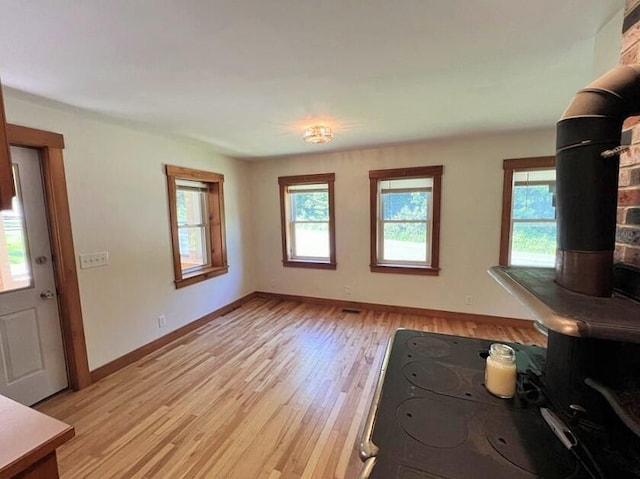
left=303, top=125, right=333, bottom=144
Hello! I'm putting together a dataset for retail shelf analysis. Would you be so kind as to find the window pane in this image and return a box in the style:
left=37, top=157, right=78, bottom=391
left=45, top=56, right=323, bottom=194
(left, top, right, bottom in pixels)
left=179, top=226, right=208, bottom=271
left=291, top=191, right=328, bottom=222
left=293, top=223, right=329, bottom=258
left=177, top=187, right=206, bottom=225
left=288, top=183, right=326, bottom=192
left=382, top=191, right=429, bottom=220
left=512, top=183, right=556, bottom=220
left=513, top=170, right=555, bottom=183
left=380, top=178, right=433, bottom=190
left=510, top=222, right=556, bottom=267
left=382, top=222, right=427, bottom=262
left=0, top=172, right=32, bottom=293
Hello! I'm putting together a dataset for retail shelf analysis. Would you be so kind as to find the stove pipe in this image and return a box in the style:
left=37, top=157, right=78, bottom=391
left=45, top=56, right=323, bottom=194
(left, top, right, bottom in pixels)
left=555, top=64, right=640, bottom=297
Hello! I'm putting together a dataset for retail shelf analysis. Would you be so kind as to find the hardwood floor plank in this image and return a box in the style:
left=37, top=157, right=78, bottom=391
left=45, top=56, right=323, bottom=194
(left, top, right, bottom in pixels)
left=37, top=298, right=545, bottom=479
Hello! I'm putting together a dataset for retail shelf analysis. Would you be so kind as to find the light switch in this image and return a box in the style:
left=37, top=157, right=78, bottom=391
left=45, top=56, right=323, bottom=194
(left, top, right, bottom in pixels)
left=79, top=251, right=109, bottom=269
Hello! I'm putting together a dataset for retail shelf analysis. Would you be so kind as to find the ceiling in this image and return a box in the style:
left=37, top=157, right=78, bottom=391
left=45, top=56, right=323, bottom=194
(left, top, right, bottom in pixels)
left=0, top=1, right=625, bottom=159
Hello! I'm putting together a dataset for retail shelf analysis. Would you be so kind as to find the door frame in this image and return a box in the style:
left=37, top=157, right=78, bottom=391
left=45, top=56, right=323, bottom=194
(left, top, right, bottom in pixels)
left=7, top=123, right=90, bottom=390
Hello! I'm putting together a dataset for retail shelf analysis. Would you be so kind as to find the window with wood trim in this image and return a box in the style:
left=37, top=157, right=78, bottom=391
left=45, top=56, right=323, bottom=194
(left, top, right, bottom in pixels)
left=369, top=166, right=442, bottom=275
left=500, top=157, right=556, bottom=267
left=166, top=165, right=228, bottom=288
left=278, top=173, right=336, bottom=269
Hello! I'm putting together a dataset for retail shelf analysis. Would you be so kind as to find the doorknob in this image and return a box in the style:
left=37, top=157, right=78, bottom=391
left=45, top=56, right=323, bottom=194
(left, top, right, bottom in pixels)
left=40, top=290, right=55, bottom=299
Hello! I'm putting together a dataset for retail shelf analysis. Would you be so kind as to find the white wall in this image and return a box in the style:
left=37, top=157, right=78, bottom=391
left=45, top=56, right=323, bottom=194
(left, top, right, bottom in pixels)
left=4, top=91, right=255, bottom=370
left=2, top=87, right=557, bottom=372
left=251, top=129, right=556, bottom=320
left=593, top=7, right=624, bottom=77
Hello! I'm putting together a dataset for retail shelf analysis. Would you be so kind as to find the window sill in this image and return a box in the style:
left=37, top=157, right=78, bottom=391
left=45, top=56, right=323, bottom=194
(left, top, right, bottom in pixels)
left=175, top=265, right=229, bottom=289
left=282, top=260, right=337, bottom=270
left=370, top=264, right=440, bottom=276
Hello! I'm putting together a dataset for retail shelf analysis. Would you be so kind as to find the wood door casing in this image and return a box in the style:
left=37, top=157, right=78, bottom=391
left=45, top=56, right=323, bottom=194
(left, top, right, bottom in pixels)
left=7, top=124, right=90, bottom=390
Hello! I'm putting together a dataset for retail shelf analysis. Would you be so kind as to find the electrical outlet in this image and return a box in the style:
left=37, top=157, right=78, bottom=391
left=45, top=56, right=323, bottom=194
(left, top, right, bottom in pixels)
left=465, top=296, right=473, bottom=306
left=79, top=251, right=109, bottom=269
left=344, top=284, right=352, bottom=296
left=158, top=315, right=167, bottom=328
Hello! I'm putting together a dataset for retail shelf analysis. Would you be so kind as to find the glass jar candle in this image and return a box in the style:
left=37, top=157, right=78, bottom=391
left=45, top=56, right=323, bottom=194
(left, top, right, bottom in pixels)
left=484, top=343, right=517, bottom=398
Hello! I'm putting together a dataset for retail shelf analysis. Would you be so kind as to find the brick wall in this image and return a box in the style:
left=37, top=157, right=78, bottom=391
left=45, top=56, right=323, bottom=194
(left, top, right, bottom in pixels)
left=617, top=0, right=640, bottom=266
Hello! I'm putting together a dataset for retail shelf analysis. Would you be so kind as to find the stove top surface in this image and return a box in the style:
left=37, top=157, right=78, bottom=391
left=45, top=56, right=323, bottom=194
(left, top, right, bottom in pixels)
left=361, top=330, right=589, bottom=479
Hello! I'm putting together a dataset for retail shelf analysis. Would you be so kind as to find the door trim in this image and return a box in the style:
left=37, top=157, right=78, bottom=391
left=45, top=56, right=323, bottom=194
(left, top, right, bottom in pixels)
left=7, top=124, right=90, bottom=390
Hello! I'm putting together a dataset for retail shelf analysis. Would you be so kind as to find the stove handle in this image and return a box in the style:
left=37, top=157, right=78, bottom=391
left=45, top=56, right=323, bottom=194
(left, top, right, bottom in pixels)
left=541, top=407, right=605, bottom=479
left=359, top=331, right=397, bottom=460
left=357, top=457, right=376, bottom=479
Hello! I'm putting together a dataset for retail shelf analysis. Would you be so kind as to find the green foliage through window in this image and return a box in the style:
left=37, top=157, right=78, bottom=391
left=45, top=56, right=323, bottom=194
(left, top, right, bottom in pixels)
left=290, top=191, right=328, bottom=221
left=512, top=223, right=556, bottom=254
left=512, top=183, right=555, bottom=220
left=382, top=191, right=428, bottom=221
left=381, top=191, right=430, bottom=243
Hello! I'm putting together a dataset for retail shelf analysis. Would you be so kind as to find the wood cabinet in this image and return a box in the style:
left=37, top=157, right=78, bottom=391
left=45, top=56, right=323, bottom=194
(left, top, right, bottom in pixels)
left=0, top=395, right=74, bottom=479
left=0, top=77, right=14, bottom=211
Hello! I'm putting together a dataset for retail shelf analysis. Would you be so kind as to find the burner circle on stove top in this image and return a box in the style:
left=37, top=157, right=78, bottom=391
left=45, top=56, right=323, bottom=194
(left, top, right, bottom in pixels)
left=398, top=397, right=468, bottom=448
left=407, top=336, right=451, bottom=358
left=485, top=415, right=578, bottom=478
left=403, top=361, right=459, bottom=393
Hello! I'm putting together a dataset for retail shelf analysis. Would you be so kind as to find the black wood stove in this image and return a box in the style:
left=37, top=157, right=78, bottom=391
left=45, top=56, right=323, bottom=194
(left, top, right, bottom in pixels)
left=357, top=329, right=640, bottom=478
left=358, top=64, right=640, bottom=478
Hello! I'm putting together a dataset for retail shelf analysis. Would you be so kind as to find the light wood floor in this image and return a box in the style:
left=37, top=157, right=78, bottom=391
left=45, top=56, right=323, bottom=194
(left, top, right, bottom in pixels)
left=38, top=297, right=545, bottom=479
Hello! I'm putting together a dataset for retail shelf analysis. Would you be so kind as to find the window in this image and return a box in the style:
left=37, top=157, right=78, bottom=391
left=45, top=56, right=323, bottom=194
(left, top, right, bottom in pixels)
left=278, top=173, right=336, bottom=269
left=369, top=166, right=442, bottom=275
left=0, top=165, right=32, bottom=293
left=166, top=165, right=228, bottom=288
left=500, top=157, right=556, bottom=267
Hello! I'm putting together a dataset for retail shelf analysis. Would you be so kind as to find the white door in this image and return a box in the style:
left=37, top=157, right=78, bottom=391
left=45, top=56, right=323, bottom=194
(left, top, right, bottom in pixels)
left=0, top=146, right=67, bottom=405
